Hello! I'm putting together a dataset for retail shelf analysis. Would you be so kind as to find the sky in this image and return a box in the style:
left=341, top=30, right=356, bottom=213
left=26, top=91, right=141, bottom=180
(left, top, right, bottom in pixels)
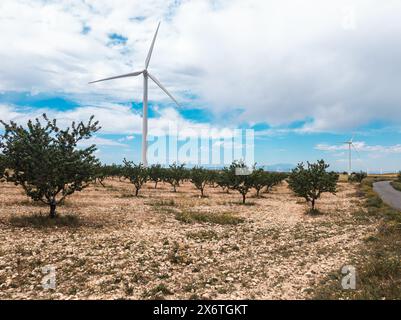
left=1, top=0, right=401, bottom=172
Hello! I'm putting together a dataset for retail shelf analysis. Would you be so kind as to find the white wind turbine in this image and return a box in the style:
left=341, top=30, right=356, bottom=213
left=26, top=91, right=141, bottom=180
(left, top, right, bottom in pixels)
left=343, top=136, right=360, bottom=175
left=89, top=22, right=179, bottom=167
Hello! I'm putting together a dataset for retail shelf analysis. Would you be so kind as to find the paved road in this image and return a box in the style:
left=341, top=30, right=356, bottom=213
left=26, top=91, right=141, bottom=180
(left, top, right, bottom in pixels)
left=373, top=181, right=401, bottom=211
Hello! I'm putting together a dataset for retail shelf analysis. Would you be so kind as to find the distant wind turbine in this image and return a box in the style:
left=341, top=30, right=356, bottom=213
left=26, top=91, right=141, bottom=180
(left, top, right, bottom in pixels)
left=343, top=136, right=360, bottom=175
left=89, top=22, right=179, bottom=167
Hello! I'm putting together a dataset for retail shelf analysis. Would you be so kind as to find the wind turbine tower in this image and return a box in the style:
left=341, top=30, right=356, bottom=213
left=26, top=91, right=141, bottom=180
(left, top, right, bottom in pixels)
left=344, top=136, right=358, bottom=176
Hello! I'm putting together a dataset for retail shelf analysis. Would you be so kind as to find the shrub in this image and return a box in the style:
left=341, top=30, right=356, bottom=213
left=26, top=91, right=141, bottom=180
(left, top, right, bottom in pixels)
left=349, top=171, right=367, bottom=183
left=122, top=160, right=148, bottom=196
left=0, top=114, right=100, bottom=218
left=398, top=171, right=401, bottom=182
left=288, top=160, right=339, bottom=211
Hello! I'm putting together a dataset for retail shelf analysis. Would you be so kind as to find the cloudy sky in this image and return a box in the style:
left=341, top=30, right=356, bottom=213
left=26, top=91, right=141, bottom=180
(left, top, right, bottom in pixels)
left=1, top=0, right=401, bottom=172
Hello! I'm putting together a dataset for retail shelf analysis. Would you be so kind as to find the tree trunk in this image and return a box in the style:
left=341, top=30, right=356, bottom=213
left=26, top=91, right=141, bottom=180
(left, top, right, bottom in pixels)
left=311, top=198, right=315, bottom=210
left=242, top=193, right=246, bottom=204
left=135, top=188, right=139, bottom=196
left=173, top=185, right=176, bottom=192
left=49, top=200, right=56, bottom=219
left=256, top=189, right=260, bottom=198
left=154, top=181, right=158, bottom=189
left=201, top=188, right=204, bottom=197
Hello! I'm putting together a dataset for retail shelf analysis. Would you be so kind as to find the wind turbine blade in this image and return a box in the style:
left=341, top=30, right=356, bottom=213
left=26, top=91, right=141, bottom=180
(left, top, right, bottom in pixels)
left=351, top=143, right=361, bottom=159
left=89, top=71, right=143, bottom=84
left=145, top=22, right=161, bottom=69
left=148, top=72, right=180, bottom=106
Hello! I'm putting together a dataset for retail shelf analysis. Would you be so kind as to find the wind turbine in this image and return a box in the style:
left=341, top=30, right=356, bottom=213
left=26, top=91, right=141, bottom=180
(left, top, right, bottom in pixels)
left=343, top=136, right=360, bottom=175
left=89, top=22, right=179, bottom=167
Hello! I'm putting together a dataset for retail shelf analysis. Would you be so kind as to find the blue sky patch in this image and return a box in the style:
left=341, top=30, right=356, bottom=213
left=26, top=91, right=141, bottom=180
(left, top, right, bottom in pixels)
left=108, top=33, right=128, bottom=46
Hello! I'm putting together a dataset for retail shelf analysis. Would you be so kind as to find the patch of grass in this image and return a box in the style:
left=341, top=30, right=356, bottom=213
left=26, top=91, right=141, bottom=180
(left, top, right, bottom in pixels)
left=240, top=201, right=256, bottom=206
left=147, top=199, right=177, bottom=207
left=118, top=193, right=137, bottom=198
left=143, top=283, right=173, bottom=298
left=306, top=208, right=324, bottom=215
left=9, top=213, right=81, bottom=228
left=168, top=241, right=192, bottom=265
left=390, top=181, right=401, bottom=192
left=314, top=179, right=401, bottom=300
left=187, top=230, right=219, bottom=241
left=365, top=196, right=383, bottom=208
left=147, top=199, right=179, bottom=215
left=104, top=185, right=121, bottom=192
left=175, top=210, right=244, bottom=225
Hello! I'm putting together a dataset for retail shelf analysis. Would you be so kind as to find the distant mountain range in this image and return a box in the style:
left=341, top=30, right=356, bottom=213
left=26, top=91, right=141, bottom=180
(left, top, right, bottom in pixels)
left=198, top=163, right=296, bottom=172
left=258, top=163, right=295, bottom=172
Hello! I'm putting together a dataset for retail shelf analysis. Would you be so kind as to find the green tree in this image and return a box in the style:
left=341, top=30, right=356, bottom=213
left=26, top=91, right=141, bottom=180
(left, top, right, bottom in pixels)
left=216, top=167, right=232, bottom=193
left=288, top=160, right=338, bottom=212
left=108, top=163, right=125, bottom=181
left=93, top=164, right=109, bottom=187
left=207, top=170, right=219, bottom=188
left=190, top=167, right=211, bottom=197
left=123, top=160, right=148, bottom=196
left=148, top=164, right=164, bottom=189
left=0, top=114, right=100, bottom=218
left=163, top=163, right=186, bottom=192
left=398, top=171, right=401, bottom=182
left=250, top=169, right=266, bottom=197
left=263, top=172, right=288, bottom=193
left=228, top=160, right=254, bottom=204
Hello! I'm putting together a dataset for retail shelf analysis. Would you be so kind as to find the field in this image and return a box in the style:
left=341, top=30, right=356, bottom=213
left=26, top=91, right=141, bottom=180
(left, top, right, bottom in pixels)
left=0, top=178, right=378, bottom=300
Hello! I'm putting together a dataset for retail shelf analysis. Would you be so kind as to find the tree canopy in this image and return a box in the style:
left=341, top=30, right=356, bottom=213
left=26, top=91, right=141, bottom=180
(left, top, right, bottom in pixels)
left=288, top=160, right=338, bottom=212
left=0, top=114, right=100, bottom=218
left=123, top=160, right=148, bottom=196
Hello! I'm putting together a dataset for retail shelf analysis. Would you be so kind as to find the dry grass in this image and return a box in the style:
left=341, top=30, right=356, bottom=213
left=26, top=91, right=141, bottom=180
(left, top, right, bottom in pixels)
left=0, top=178, right=376, bottom=299
left=390, top=181, right=401, bottom=192
left=175, top=210, right=244, bottom=225
left=314, top=178, right=401, bottom=300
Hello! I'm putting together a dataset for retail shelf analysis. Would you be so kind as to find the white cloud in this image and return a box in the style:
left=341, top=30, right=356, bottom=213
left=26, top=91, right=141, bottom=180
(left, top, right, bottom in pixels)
left=1, top=0, right=401, bottom=132
left=79, top=136, right=128, bottom=147
left=0, top=103, right=239, bottom=139
left=315, top=141, right=401, bottom=154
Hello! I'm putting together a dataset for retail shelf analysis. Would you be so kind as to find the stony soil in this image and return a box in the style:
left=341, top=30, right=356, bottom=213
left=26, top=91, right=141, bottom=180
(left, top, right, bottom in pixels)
left=0, top=179, right=376, bottom=299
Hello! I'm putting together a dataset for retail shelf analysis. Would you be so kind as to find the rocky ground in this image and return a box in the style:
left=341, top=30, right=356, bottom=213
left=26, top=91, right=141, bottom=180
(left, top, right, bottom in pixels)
left=0, top=179, right=376, bottom=299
